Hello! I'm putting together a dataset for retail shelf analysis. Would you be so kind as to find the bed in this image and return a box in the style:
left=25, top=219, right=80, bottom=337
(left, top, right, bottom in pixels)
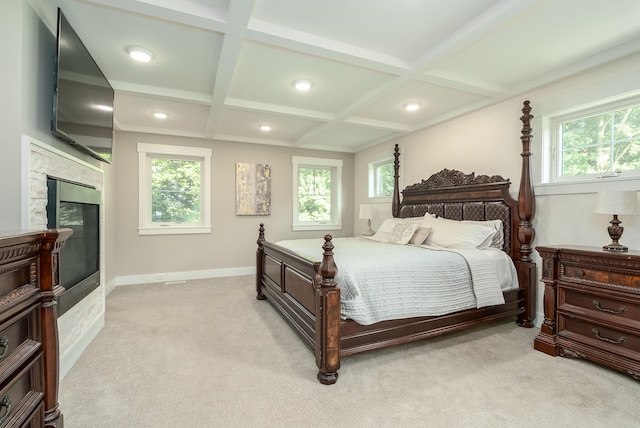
left=256, top=100, right=536, bottom=384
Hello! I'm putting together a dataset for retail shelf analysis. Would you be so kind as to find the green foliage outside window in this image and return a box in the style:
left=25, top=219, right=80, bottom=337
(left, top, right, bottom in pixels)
left=297, top=167, right=331, bottom=222
left=561, top=104, right=640, bottom=176
left=151, top=158, right=201, bottom=223
left=376, top=162, right=394, bottom=196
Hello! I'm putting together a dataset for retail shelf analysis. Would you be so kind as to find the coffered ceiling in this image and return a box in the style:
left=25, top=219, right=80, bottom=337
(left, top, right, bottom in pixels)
left=55, top=0, right=640, bottom=152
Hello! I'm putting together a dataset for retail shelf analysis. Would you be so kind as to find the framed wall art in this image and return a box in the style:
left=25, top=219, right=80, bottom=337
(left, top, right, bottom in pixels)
left=235, top=162, right=271, bottom=216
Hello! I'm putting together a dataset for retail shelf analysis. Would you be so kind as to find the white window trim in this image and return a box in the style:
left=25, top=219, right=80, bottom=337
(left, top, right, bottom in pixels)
left=535, top=89, right=640, bottom=196
left=137, top=143, right=212, bottom=235
left=292, top=156, right=343, bottom=232
left=368, top=157, right=394, bottom=201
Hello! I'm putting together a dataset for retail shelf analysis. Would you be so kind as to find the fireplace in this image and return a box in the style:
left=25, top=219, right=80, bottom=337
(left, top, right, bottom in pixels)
left=47, top=177, right=101, bottom=316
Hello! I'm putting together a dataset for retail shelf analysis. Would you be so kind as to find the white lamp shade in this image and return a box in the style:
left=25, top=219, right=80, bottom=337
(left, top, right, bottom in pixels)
left=594, top=191, right=640, bottom=215
left=359, top=204, right=375, bottom=219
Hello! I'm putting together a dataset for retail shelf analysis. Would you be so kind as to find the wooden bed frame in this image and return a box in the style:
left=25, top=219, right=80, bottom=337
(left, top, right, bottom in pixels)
left=256, top=100, right=536, bottom=384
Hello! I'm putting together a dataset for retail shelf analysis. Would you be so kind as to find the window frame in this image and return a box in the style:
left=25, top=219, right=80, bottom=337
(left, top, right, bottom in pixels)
left=544, top=96, right=640, bottom=185
left=137, top=143, right=212, bottom=235
left=292, top=156, right=343, bottom=231
left=368, top=157, right=394, bottom=200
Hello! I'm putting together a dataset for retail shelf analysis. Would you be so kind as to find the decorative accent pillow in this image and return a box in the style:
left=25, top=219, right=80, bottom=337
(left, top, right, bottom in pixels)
left=368, top=217, right=423, bottom=242
left=420, top=215, right=496, bottom=248
left=367, top=218, right=404, bottom=242
left=409, top=227, right=432, bottom=245
left=386, top=220, right=421, bottom=245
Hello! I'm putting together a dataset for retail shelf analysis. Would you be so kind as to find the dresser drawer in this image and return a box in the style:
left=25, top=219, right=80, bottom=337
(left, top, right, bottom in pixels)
left=0, top=353, right=44, bottom=427
left=561, top=263, right=640, bottom=291
left=559, top=285, right=640, bottom=330
left=0, top=304, right=41, bottom=378
left=558, top=314, right=640, bottom=358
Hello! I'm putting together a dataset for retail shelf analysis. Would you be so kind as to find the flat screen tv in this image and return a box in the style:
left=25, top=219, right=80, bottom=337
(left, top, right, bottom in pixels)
left=52, top=8, right=113, bottom=163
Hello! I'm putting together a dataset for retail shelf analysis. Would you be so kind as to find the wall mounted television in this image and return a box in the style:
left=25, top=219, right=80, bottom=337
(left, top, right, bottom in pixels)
left=51, top=8, right=114, bottom=163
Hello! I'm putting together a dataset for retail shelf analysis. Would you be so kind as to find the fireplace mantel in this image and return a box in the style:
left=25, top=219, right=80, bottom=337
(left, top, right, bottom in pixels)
left=23, top=136, right=106, bottom=379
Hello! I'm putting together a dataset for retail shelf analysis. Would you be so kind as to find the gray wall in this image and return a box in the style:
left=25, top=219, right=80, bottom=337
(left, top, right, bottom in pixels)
left=112, top=132, right=355, bottom=279
left=0, top=0, right=106, bottom=231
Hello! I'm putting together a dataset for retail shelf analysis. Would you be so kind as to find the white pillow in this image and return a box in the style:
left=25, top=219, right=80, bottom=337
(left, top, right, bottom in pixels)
left=385, top=220, right=421, bottom=245
left=420, top=215, right=496, bottom=249
left=368, top=217, right=423, bottom=242
left=463, top=219, right=504, bottom=249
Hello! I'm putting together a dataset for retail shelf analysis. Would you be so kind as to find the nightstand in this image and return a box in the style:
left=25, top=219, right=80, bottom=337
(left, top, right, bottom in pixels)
left=534, top=245, right=640, bottom=380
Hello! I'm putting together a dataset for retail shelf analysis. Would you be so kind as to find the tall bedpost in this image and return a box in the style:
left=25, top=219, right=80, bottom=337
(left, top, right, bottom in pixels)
left=256, top=223, right=266, bottom=300
left=392, top=144, right=401, bottom=218
left=516, top=100, right=536, bottom=327
left=314, top=235, right=340, bottom=385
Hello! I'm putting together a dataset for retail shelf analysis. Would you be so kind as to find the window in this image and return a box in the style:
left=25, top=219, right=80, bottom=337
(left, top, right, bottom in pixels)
left=368, top=158, right=394, bottom=198
left=548, top=100, right=640, bottom=183
left=138, top=143, right=211, bottom=235
left=292, top=156, right=342, bottom=231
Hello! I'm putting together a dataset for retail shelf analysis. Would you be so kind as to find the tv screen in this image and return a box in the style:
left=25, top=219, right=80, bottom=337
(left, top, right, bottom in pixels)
left=52, top=8, right=113, bottom=163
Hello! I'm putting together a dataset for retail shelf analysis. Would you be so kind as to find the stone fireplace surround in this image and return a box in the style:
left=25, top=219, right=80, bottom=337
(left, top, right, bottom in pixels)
left=23, top=135, right=106, bottom=379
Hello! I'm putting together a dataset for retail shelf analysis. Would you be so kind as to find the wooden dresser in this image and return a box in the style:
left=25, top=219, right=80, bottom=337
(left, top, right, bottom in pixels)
left=534, top=245, right=640, bottom=380
left=0, top=230, right=71, bottom=427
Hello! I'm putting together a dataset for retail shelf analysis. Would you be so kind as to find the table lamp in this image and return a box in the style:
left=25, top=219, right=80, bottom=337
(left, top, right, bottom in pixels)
left=359, top=204, right=375, bottom=236
left=593, top=190, right=639, bottom=252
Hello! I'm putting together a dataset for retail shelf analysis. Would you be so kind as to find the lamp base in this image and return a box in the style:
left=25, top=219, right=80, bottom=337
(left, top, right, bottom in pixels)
left=603, top=243, right=628, bottom=252
left=362, top=229, right=375, bottom=237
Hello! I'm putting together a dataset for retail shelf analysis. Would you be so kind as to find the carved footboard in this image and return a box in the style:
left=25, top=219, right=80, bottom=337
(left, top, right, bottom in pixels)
left=256, top=224, right=341, bottom=384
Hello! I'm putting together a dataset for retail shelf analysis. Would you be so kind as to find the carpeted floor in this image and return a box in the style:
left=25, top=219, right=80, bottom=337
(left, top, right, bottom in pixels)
left=59, top=276, right=640, bottom=427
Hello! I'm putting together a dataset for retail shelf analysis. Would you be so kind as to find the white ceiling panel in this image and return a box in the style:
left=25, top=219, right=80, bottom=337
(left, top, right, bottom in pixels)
left=251, top=0, right=503, bottom=61
left=353, top=81, right=483, bottom=126
left=48, top=0, right=640, bottom=153
left=115, top=93, right=211, bottom=136
left=436, top=0, right=640, bottom=88
left=227, top=42, right=391, bottom=112
left=300, top=123, right=400, bottom=152
left=214, top=108, right=324, bottom=143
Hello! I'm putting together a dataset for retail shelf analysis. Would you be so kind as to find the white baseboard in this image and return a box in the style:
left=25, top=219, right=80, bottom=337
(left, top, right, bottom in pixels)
left=115, top=266, right=256, bottom=287
left=60, top=312, right=105, bottom=381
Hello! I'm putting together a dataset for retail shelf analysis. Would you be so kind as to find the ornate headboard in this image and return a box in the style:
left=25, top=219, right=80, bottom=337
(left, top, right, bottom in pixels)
left=395, top=168, right=519, bottom=260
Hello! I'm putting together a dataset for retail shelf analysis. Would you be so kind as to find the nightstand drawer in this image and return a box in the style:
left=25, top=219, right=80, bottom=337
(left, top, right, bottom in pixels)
left=559, top=286, right=640, bottom=329
left=0, top=353, right=44, bottom=427
left=561, top=264, right=640, bottom=290
left=558, top=315, right=640, bottom=357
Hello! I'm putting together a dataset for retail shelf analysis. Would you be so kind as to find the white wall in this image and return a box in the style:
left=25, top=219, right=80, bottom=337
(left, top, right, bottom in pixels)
left=354, top=53, right=640, bottom=326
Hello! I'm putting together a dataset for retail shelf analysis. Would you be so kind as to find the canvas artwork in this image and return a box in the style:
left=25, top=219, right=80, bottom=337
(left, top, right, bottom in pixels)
left=236, top=163, right=271, bottom=216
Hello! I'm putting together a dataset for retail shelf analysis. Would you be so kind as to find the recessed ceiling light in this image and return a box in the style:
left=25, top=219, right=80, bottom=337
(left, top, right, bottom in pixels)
left=293, top=79, right=312, bottom=92
left=126, top=46, right=154, bottom=62
left=404, top=102, right=421, bottom=111
left=259, top=125, right=272, bottom=132
left=153, top=112, right=168, bottom=119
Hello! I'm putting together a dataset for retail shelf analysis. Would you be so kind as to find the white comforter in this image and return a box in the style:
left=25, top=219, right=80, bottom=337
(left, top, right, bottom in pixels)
left=276, top=237, right=518, bottom=325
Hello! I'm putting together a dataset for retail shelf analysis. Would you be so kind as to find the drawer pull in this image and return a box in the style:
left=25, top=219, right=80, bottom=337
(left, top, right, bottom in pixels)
left=592, top=300, right=627, bottom=315
left=0, top=337, right=7, bottom=359
left=592, top=328, right=626, bottom=345
left=0, top=396, right=11, bottom=424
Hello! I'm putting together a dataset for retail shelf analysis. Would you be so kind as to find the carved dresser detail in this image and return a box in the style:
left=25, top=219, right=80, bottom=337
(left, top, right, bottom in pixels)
left=0, top=230, right=71, bottom=427
left=534, top=245, right=640, bottom=380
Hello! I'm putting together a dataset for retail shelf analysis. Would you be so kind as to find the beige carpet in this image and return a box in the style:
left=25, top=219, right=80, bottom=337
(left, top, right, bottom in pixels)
left=60, top=276, right=640, bottom=427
